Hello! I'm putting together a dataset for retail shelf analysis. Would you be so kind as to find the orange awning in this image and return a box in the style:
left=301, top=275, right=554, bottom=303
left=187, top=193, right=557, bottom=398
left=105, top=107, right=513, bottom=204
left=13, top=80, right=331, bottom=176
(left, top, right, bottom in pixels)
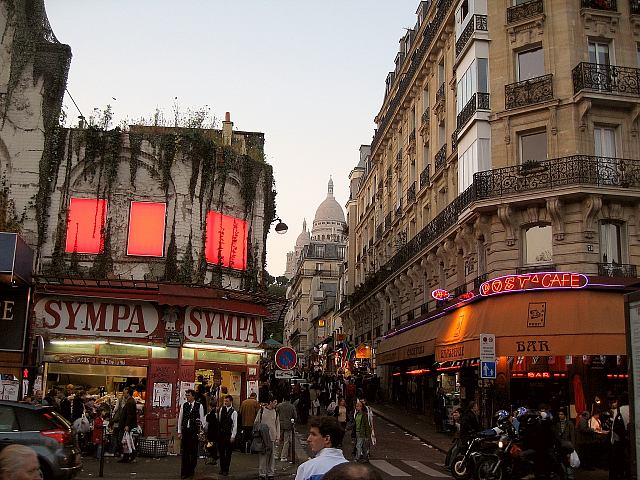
left=377, top=317, right=444, bottom=365
left=435, top=290, right=625, bottom=361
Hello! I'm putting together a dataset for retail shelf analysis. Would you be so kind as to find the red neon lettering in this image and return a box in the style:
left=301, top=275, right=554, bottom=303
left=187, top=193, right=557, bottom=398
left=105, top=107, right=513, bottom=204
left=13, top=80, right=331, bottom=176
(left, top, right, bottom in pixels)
left=491, top=280, right=503, bottom=293
left=518, top=275, right=530, bottom=289
left=505, top=277, right=516, bottom=291
left=530, top=274, right=540, bottom=284
left=571, top=274, right=580, bottom=287
left=541, top=274, right=552, bottom=288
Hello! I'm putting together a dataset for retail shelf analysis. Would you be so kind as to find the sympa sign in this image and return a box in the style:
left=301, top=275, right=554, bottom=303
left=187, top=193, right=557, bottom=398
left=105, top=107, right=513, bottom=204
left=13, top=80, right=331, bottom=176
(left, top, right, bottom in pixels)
left=479, top=272, right=588, bottom=297
left=34, top=298, right=262, bottom=348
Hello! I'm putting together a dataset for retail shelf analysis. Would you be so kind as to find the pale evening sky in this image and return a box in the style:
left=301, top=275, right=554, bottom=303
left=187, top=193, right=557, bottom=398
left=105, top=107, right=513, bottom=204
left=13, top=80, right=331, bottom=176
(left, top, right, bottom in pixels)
left=46, top=1, right=419, bottom=277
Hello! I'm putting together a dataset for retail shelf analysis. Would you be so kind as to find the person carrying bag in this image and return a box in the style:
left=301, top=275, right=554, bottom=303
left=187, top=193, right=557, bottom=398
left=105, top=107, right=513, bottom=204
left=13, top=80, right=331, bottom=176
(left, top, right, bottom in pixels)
left=253, top=395, right=280, bottom=480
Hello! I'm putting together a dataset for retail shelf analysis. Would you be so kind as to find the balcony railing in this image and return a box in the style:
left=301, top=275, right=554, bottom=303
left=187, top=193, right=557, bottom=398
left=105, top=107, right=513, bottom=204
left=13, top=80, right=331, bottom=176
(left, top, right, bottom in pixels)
left=407, top=182, right=416, bottom=203
left=385, top=212, right=392, bottom=230
left=455, top=14, right=488, bottom=57
left=505, top=74, right=554, bottom=110
left=301, top=269, right=340, bottom=277
left=349, top=155, right=640, bottom=307
left=507, top=0, right=544, bottom=23
left=473, top=273, right=488, bottom=290
left=376, top=223, right=383, bottom=241
left=572, top=63, right=640, bottom=96
left=581, top=0, right=617, bottom=10
left=457, top=92, right=490, bottom=130
left=395, top=199, right=403, bottom=217
left=633, top=0, right=640, bottom=14
left=436, top=83, right=446, bottom=104
left=420, top=165, right=430, bottom=189
left=598, top=262, right=638, bottom=277
left=370, top=0, right=454, bottom=152
left=475, top=155, right=640, bottom=198
left=435, top=144, right=447, bottom=171
left=451, top=130, right=458, bottom=152
left=516, top=264, right=556, bottom=274
left=421, top=109, right=430, bottom=126
left=409, top=129, right=416, bottom=145
left=453, top=284, right=467, bottom=298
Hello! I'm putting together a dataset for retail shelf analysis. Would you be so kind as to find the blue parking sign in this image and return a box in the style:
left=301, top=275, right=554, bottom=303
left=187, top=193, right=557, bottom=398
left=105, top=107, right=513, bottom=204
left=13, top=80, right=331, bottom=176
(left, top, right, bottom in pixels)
left=480, top=361, right=496, bottom=379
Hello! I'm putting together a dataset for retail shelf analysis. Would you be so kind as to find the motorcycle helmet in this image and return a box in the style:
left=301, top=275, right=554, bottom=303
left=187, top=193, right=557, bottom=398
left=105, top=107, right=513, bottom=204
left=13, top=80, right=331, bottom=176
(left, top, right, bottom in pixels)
left=496, top=409, right=510, bottom=422
left=515, top=406, right=528, bottom=418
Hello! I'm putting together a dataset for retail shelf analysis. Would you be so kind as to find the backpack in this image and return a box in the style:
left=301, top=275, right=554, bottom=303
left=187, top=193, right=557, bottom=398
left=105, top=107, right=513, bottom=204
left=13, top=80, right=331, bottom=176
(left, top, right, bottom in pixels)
left=611, top=408, right=627, bottom=443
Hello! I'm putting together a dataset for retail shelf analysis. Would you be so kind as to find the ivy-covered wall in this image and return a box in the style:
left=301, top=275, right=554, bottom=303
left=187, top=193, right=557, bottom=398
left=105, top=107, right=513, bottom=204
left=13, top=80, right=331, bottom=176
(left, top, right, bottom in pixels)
left=37, top=125, right=277, bottom=291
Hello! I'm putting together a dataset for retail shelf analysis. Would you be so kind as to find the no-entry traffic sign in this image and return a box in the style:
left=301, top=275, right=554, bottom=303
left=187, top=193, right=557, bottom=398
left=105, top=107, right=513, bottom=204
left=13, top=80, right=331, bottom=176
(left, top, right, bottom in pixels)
left=275, top=347, right=297, bottom=371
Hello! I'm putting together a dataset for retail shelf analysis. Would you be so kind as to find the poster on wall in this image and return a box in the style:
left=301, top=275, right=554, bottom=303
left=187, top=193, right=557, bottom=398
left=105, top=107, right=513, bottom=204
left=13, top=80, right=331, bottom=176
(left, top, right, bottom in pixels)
left=1, top=380, right=19, bottom=401
left=152, top=383, right=172, bottom=408
left=246, top=380, right=258, bottom=398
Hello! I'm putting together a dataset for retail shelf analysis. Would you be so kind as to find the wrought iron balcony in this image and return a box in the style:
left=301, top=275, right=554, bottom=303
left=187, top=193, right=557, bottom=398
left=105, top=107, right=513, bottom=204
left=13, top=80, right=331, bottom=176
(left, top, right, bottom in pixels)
left=505, top=74, right=554, bottom=110
left=421, top=109, right=430, bottom=126
left=376, top=223, right=383, bottom=241
left=407, top=182, right=416, bottom=203
left=435, top=144, right=447, bottom=171
left=572, top=63, right=640, bottom=96
left=475, top=155, right=640, bottom=198
left=598, top=262, right=638, bottom=277
left=457, top=92, right=490, bottom=130
left=473, top=273, right=488, bottom=290
left=420, top=165, right=430, bottom=189
left=384, top=212, right=392, bottom=230
left=507, top=0, right=544, bottom=23
left=516, top=264, right=556, bottom=274
left=455, top=14, right=488, bottom=57
left=409, top=129, right=416, bottom=145
left=436, top=83, right=446, bottom=104
left=581, top=0, right=617, bottom=10
left=451, top=131, right=459, bottom=152
left=633, top=0, right=640, bottom=14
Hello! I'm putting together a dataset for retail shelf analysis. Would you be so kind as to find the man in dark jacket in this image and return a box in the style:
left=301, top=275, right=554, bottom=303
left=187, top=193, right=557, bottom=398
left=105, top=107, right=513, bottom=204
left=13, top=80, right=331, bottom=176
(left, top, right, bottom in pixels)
left=459, top=401, right=481, bottom=441
left=178, top=389, right=206, bottom=478
left=118, top=387, right=139, bottom=464
left=217, top=395, right=237, bottom=477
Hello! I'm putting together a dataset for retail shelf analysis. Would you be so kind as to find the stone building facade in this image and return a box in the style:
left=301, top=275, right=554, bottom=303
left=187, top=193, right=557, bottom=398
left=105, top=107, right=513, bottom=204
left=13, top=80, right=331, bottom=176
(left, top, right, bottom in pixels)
left=284, top=179, right=346, bottom=365
left=341, top=0, right=640, bottom=416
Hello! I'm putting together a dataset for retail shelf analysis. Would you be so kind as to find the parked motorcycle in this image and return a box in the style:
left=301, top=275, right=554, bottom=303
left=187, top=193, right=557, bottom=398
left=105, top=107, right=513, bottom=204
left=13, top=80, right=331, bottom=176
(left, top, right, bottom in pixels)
left=450, top=428, right=501, bottom=480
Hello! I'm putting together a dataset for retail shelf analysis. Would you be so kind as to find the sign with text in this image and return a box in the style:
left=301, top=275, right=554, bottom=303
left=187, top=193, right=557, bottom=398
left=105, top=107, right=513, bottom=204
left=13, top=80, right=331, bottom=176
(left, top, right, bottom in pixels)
left=275, top=370, right=294, bottom=379
left=0, top=286, right=29, bottom=351
left=34, top=298, right=159, bottom=338
left=152, top=382, right=172, bottom=408
left=480, top=334, right=496, bottom=361
left=184, top=308, right=262, bottom=347
left=480, top=272, right=588, bottom=297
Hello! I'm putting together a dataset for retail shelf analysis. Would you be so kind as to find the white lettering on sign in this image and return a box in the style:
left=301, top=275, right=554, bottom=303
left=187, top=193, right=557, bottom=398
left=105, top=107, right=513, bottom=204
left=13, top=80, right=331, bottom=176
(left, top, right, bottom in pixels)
left=34, top=298, right=159, bottom=338
left=1, top=300, right=14, bottom=321
left=184, top=307, right=262, bottom=347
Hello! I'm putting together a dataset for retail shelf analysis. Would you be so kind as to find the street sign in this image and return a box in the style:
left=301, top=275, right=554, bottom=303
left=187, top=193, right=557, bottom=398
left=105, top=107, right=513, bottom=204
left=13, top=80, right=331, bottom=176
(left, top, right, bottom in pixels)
left=275, top=370, right=294, bottom=379
left=480, top=361, right=496, bottom=379
left=480, top=333, right=496, bottom=361
left=275, top=347, right=297, bottom=370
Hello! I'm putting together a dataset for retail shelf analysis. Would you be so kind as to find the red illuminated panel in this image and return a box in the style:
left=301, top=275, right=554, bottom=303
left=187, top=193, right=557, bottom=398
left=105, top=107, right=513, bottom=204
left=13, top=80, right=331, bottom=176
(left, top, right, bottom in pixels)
left=205, top=212, right=248, bottom=270
left=127, top=202, right=167, bottom=257
left=431, top=289, right=451, bottom=301
left=65, top=198, right=108, bottom=254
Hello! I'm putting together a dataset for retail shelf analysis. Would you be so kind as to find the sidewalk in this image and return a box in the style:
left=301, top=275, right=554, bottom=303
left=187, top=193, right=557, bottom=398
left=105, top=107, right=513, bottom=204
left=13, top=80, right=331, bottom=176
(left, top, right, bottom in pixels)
left=370, top=403, right=453, bottom=454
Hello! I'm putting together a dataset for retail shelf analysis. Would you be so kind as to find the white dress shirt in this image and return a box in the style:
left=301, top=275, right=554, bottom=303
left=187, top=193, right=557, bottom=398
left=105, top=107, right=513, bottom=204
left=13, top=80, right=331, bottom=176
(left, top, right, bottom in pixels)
left=177, top=401, right=207, bottom=434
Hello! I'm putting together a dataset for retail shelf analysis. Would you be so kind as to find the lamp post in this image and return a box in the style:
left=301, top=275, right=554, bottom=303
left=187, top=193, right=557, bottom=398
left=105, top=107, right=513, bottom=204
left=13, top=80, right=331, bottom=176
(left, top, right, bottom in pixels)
left=273, top=217, right=288, bottom=234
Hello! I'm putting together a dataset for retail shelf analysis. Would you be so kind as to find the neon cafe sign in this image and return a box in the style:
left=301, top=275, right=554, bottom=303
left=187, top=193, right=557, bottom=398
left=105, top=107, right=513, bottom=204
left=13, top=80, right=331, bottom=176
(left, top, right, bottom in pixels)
left=480, top=272, right=588, bottom=297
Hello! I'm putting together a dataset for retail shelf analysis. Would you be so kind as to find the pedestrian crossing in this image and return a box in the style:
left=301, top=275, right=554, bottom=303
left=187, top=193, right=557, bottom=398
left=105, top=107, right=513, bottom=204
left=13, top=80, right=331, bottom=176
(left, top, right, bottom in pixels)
left=369, top=459, right=451, bottom=478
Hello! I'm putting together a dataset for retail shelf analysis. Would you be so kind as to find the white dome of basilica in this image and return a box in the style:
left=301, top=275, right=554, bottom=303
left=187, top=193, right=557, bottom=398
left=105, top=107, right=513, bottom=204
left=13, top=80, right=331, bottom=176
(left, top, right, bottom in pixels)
left=295, top=219, right=311, bottom=247
left=313, top=178, right=345, bottom=224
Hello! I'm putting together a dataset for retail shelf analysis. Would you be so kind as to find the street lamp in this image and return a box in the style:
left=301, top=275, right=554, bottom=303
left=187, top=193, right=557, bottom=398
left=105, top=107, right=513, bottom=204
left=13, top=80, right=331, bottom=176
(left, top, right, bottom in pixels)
left=273, top=216, right=288, bottom=234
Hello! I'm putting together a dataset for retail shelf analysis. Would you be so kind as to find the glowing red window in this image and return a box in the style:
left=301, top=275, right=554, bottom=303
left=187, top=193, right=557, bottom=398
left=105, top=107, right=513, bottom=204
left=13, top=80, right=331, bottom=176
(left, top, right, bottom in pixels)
left=127, top=202, right=167, bottom=257
left=205, top=212, right=248, bottom=270
left=65, top=198, right=108, bottom=254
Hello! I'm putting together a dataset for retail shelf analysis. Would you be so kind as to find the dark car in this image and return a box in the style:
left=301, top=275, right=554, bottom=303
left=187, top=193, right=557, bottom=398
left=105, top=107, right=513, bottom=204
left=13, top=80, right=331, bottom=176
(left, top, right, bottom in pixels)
left=0, top=401, right=81, bottom=479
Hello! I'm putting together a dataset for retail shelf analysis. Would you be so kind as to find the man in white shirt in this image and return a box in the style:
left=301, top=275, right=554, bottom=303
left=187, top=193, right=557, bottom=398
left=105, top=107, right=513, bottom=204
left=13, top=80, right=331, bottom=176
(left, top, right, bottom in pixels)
left=295, top=416, right=348, bottom=480
left=178, top=389, right=207, bottom=479
left=217, top=395, right=238, bottom=477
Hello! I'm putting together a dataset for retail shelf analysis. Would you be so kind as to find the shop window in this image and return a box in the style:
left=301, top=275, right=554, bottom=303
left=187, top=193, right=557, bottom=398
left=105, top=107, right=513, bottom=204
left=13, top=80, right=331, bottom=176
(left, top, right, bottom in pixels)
left=127, top=202, right=166, bottom=257
left=523, top=225, right=552, bottom=265
left=205, top=212, right=248, bottom=270
left=600, top=222, right=624, bottom=264
left=65, top=198, right=108, bottom=254
left=517, top=47, right=544, bottom=81
left=519, top=130, right=547, bottom=164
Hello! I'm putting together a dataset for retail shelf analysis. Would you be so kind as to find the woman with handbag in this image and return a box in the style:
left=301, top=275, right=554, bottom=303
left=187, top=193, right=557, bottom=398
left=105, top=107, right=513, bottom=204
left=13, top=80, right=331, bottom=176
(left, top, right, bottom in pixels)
left=205, top=404, right=219, bottom=465
left=254, top=395, right=280, bottom=480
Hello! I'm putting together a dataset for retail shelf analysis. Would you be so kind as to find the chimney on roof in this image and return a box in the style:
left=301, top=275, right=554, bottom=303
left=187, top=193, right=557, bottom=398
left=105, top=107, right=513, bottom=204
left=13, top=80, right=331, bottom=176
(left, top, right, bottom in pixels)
left=223, top=111, right=233, bottom=146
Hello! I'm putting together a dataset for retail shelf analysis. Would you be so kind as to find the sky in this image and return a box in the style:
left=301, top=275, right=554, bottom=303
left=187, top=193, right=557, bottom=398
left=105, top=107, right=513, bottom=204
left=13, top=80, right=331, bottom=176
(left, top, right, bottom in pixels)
left=46, top=0, right=420, bottom=277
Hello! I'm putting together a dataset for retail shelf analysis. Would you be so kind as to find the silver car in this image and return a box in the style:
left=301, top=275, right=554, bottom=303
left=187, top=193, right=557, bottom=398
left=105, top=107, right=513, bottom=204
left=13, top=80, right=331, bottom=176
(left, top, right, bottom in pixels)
left=0, top=401, right=81, bottom=479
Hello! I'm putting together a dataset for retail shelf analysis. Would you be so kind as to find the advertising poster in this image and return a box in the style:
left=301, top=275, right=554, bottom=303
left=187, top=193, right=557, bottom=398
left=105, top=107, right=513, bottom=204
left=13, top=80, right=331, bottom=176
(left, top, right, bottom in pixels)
left=152, top=382, right=172, bottom=408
